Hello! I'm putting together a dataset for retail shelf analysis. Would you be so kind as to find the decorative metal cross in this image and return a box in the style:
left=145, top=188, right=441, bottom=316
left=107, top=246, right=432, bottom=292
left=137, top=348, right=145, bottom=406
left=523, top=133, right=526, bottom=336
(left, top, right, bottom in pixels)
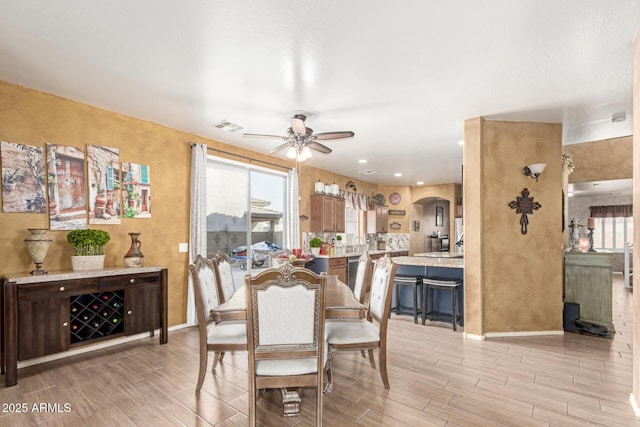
left=508, top=188, right=541, bottom=235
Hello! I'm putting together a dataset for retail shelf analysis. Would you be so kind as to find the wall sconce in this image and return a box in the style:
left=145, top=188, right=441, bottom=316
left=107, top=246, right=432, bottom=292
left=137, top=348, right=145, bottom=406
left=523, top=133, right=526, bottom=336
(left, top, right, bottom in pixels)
left=522, top=163, right=546, bottom=182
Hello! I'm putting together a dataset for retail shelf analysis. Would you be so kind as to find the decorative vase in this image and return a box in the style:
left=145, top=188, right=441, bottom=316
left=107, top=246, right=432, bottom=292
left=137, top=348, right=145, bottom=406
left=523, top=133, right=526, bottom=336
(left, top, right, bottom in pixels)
left=124, top=232, right=144, bottom=267
left=310, top=247, right=320, bottom=256
left=24, top=228, right=52, bottom=275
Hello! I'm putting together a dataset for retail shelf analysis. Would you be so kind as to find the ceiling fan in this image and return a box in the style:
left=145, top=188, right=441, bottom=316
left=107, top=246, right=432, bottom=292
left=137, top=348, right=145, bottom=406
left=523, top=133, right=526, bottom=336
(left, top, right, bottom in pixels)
left=243, top=114, right=354, bottom=161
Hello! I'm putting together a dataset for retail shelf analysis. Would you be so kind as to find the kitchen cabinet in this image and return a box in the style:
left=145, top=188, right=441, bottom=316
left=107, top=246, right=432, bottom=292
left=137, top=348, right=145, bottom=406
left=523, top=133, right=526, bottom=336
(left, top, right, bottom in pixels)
left=2, top=267, right=168, bottom=386
left=367, top=204, right=388, bottom=233
left=328, top=257, right=347, bottom=283
left=310, top=195, right=345, bottom=232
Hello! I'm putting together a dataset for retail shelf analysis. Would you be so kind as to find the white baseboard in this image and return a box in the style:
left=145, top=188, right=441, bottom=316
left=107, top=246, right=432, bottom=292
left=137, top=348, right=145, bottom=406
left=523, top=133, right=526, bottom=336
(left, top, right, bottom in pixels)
left=631, top=394, right=640, bottom=417
left=484, top=330, right=564, bottom=338
left=463, top=332, right=485, bottom=340
left=17, top=323, right=193, bottom=369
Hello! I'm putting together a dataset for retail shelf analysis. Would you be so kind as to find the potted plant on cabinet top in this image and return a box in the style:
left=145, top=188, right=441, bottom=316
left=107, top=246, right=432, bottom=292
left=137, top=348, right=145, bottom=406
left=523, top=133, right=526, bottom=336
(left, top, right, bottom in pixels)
left=67, top=229, right=111, bottom=271
left=309, top=237, right=323, bottom=257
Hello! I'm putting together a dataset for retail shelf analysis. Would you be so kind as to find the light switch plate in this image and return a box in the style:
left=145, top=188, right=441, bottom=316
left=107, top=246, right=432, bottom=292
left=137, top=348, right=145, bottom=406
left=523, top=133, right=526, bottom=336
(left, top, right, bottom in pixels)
left=178, top=243, right=189, bottom=253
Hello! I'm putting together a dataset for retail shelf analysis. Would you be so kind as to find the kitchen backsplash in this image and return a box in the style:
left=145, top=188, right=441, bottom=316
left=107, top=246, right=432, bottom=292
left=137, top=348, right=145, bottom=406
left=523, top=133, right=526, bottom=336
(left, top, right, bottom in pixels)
left=302, top=232, right=409, bottom=252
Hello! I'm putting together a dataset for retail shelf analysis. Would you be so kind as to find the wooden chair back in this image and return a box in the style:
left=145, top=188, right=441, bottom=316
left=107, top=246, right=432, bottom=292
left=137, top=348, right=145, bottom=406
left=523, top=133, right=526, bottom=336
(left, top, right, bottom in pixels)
left=213, top=251, right=235, bottom=303
left=245, top=263, right=326, bottom=426
left=352, top=251, right=373, bottom=305
left=368, top=254, right=398, bottom=329
left=190, top=254, right=220, bottom=328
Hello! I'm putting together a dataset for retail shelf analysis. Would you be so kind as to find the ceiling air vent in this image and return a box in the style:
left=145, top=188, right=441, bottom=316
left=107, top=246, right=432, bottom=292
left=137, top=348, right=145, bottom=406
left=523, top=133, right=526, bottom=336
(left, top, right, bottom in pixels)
left=212, top=120, right=244, bottom=132
left=359, top=170, right=376, bottom=175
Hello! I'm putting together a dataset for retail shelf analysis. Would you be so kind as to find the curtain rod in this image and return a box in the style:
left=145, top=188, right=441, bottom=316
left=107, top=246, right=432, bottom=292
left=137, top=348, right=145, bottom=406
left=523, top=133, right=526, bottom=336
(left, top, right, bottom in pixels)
left=189, top=142, right=292, bottom=171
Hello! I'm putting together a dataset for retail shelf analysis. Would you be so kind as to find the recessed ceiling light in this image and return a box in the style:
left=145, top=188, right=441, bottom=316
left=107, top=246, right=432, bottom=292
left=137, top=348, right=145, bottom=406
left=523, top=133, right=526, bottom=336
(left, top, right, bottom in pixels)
left=359, top=170, right=376, bottom=175
left=358, top=159, right=367, bottom=164
left=416, top=181, right=424, bottom=185
left=394, top=173, right=402, bottom=177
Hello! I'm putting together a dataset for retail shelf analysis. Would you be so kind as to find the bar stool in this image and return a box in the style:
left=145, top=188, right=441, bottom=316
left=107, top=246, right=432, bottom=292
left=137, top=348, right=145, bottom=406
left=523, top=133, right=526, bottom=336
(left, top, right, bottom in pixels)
left=392, top=274, right=424, bottom=324
left=422, top=277, right=462, bottom=331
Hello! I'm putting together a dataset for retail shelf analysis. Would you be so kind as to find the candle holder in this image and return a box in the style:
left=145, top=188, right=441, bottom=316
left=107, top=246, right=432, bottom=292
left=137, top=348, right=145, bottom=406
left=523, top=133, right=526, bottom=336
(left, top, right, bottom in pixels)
left=587, top=227, right=596, bottom=252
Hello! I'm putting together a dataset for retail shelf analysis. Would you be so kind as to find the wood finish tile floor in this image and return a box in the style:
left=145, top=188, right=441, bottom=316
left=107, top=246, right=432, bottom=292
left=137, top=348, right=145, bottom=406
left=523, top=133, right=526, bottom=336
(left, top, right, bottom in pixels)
left=1, top=274, right=638, bottom=426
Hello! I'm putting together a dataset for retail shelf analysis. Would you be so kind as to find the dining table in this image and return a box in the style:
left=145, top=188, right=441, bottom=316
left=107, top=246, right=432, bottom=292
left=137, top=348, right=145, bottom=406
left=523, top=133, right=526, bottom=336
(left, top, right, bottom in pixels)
left=211, top=273, right=365, bottom=416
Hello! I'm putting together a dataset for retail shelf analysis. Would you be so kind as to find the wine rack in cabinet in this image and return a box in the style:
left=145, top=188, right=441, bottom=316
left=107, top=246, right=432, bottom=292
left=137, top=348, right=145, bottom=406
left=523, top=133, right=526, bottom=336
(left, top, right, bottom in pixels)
left=70, top=291, right=125, bottom=343
left=1, top=267, right=168, bottom=387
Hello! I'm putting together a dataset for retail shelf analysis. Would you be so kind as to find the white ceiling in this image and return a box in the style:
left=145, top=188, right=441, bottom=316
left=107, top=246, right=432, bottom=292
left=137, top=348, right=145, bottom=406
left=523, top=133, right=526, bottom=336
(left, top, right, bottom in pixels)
left=569, top=178, right=633, bottom=198
left=1, top=1, right=639, bottom=186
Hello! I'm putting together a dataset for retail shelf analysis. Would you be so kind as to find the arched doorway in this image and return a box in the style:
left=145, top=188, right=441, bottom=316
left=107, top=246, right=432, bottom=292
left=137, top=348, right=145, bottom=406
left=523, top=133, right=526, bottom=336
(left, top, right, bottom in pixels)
left=415, top=196, right=451, bottom=253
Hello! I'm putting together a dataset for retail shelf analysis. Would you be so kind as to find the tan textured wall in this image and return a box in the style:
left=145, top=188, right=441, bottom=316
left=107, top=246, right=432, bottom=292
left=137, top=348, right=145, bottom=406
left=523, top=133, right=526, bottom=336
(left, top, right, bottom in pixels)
left=0, top=80, right=292, bottom=326
left=463, top=118, right=484, bottom=336
left=632, top=30, right=640, bottom=410
left=563, top=136, right=632, bottom=183
left=465, top=118, right=564, bottom=335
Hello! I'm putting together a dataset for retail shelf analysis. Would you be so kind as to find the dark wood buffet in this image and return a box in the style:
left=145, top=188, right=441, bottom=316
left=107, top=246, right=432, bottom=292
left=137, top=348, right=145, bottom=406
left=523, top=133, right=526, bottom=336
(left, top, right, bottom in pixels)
left=1, top=267, right=168, bottom=386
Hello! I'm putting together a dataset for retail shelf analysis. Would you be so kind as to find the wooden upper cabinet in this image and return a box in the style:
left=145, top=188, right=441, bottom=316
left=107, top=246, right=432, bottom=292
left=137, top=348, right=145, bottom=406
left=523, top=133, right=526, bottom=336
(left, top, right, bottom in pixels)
left=366, top=204, right=388, bottom=233
left=310, top=195, right=345, bottom=232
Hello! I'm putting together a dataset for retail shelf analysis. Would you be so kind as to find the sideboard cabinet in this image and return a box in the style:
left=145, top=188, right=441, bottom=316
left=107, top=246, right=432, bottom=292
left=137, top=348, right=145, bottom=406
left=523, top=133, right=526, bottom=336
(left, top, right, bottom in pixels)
left=2, top=267, right=168, bottom=386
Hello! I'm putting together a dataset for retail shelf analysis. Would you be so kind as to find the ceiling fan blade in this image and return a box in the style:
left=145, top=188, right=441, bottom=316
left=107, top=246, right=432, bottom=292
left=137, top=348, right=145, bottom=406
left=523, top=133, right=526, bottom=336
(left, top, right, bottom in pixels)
left=291, top=114, right=307, bottom=134
left=308, top=141, right=332, bottom=154
left=243, top=133, right=285, bottom=139
left=269, top=142, right=291, bottom=154
left=314, top=131, right=355, bottom=140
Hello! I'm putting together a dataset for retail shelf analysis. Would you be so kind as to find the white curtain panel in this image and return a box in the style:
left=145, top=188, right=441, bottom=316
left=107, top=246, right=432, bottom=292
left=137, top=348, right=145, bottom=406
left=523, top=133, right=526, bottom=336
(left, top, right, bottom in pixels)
left=187, top=143, right=208, bottom=325
left=344, top=191, right=368, bottom=211
left=287, top=168, right=300, bottom=249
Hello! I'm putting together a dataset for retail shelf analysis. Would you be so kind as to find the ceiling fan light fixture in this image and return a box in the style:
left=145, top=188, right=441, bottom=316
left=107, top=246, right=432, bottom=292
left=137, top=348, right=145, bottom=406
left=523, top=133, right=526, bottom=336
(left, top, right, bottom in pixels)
left=301, top=145, right=312, bottom=159
left=286, top=146, right=297, bottom=159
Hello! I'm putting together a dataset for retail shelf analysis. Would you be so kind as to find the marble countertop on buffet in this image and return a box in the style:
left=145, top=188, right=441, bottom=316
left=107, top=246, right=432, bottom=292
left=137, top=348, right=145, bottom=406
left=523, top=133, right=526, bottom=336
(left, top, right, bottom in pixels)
left=392, top=256, right=463, bottom=268
left=2, top=266, right=166, bottom=284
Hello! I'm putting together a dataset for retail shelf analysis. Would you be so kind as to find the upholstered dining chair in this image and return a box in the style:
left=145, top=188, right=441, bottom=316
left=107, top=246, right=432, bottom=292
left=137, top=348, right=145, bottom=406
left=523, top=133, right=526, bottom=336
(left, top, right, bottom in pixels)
left=189, top=254, right=247, bottom=393
left=351, top=251, right=373, bottom=360
left=213, top=251, right=236, bottom=303
left=245, top=264, right=326, bottom=426
left=352, top=251, right=373, bottom=305
left=324, top=254, right=397, bottom=390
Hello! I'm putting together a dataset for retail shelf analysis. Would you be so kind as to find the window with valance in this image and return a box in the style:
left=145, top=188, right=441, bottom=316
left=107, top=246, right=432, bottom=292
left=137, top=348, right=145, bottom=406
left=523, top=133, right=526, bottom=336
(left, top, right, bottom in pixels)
left=589, top=205, right=632, bottom=218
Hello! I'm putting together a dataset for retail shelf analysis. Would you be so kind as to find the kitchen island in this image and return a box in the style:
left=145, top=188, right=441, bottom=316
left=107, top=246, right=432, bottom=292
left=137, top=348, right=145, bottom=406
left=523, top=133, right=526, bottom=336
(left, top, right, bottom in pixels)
left=306, top=249, right=409, bottom=288
left=391, top=255, right=464, bottom=328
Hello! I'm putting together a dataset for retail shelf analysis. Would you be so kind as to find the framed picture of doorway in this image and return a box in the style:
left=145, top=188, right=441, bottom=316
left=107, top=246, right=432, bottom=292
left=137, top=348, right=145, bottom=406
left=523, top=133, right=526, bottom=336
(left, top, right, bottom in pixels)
left=436, top=206, right=443, bottom=226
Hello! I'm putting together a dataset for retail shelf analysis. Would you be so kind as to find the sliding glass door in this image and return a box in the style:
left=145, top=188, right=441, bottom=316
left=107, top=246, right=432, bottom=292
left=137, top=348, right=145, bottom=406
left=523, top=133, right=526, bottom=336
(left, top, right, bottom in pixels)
left=206, top=157, right=287, bottom=274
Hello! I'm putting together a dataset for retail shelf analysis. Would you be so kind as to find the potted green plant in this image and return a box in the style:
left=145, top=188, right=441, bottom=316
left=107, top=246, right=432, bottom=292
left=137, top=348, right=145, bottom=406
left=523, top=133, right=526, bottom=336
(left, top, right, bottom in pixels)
left=67, top=229, right=111, bottom=270
left=309, top=237, right=323, bottom=256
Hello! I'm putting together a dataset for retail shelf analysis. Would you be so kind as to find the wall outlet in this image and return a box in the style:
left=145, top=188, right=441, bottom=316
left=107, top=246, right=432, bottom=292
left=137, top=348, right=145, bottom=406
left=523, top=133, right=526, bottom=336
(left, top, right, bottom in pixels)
left=178, top=243, right=189, bottom=253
